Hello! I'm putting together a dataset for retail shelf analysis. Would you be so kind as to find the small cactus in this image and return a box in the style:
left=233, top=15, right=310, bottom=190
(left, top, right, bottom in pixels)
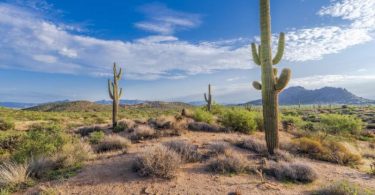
left=204, top=84, right=213, bottom=112
left=108, top=63, right=123, bottom=128
left=251, top=0, right=291, bottom=154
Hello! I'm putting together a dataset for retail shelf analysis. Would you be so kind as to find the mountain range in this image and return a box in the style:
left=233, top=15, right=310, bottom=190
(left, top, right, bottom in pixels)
left=1, top=86, right=374, bottom=109
left=246, top=86, right=375, bottom=105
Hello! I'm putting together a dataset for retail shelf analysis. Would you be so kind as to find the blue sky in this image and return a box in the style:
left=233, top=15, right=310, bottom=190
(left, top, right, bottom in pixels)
left=0, top=0, right=374, bottom=103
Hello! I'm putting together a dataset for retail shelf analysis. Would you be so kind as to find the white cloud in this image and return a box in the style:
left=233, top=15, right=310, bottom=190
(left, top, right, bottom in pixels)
left=135, top=3, right=201, bottom=35
left=0, top=0, right=374, bottom=80
left=290, top=74, right=375, bottom=88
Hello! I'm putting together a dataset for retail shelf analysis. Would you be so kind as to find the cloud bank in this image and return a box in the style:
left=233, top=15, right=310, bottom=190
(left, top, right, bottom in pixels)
left=0, top=0, right=374, bottom=80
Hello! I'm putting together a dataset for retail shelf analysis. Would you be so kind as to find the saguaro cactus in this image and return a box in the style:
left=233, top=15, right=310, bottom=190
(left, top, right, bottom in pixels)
left=108, top=63, right=123, bottom=128
left=251, top=0, right=291, bottom=154
left=204, top=84, right=212, bottom=112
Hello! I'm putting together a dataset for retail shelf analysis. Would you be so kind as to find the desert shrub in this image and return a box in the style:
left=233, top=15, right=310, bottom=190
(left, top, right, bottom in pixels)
left=320, top=114, right=363, bottom=135
left=117, top=119, right=135, bottom=130
left=207, top=153, right=249, bottom=174
left=164, top=140, right=201, bottom=162
left=152, top=115, right=176, bottom=129
left=314, top=180, right=374, bottom=195
left=12, top=125, right=70, bottom=163
left=235, top=138, right=267, bottom=154
left=0, top=131, right=24, bottom=158
left=208, top=141, right=230, bottom=156
left=89, top=131, right=105, bottom=144
left=29, top=141, right=92, bottom=179
left=76, top=125, right=103, bottom=136
left=220, top=109, right=257, bottom=134
left=133, top=145, right=181, bottom=179
left=192, top=109, right=214, bottom=124
left=113, top=124, right=126, bottom=133
left=95, top=135, right=130, bottom=153
left=264, top=161, right=317, bottom=183
left=130, top=125, right=156, bottom=140
left=188, top=122, right=223, bottom=132
left=281, top=115, right=305, bottom=131
left=210, top=104, right=227, bottom=116
left=253, top=113, right=264, bottom=131
left=288, top=137, right=361, bottom=166
left=0, top=162, right=30, bottom=190
left=0, top=118, right=15, bottom=131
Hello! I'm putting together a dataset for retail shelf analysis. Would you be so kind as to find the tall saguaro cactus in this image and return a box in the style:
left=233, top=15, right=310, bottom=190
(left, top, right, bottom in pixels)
left=108, top=63, right=123, bottom=128
left=251, top=0, right=291, bottom=154
left=204, top=84, right=212, bottom=112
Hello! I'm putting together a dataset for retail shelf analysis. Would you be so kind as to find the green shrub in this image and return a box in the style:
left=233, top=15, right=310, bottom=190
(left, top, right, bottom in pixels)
left=12, top=124, right=70, bottom=163
left=89, top=131, right=105, bottom=144
left=0, top=118, right=15, bottom=131
left=320, top=114, right=363, bottom=135
left=193, top=109, right=214, bottom=124
left=220, top=109, right=257, bottom=133
left=281, top=115, right=305, bottom=130
left=0, top=131, right=25, bottom=158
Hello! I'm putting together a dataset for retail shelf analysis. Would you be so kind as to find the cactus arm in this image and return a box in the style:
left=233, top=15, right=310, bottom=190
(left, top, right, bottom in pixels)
left=108, top=79, right=114, bottom=100
left=275, top=68, right=291, bottom=91
left=119, top=88, right=123, bottom=98
left=272, top=33, right=285, bottom=65
left=252, top=81, right=262, bottom=90
left=204, top=93, right=208, bottom=102
left=117, top=68, right=123, bottom=80
left=251, top=43, right=261, bottom=66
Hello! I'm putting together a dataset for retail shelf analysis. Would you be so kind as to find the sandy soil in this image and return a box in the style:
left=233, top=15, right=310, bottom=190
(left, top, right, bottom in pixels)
left=23, top=131, right=375, bottom=195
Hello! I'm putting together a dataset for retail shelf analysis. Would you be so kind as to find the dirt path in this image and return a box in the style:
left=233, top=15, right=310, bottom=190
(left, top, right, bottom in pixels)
left=24, top=131, right=375, bottom=195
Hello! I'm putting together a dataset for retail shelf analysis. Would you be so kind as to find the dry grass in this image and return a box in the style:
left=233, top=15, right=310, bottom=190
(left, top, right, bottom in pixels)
left=117, top=119, right=136, bottom=130
left=208, top=141, right=230, bottom=155
left=130, top=125, right=156, bottom=140
left=95, top=135, right=130, bottom=153
left=263, top=161, right=317, bottom=183
left=188, top=122, right=223, bottom=132
left=153, top=115, right=176, bottom=129
left=0, top=162, right=30, bottom=188
left=76, top=125, right=103, bottom=136
left=235, top=137, right=267, bottom=154
left=164, top=140, right=201, bottom=163
left=207, top=152, right=250, bottom=174
left=133, top=145, right=181, bottom=179
left=314, top=180, right=375, bottom=195
left=287, top=137, right=362, bottom=166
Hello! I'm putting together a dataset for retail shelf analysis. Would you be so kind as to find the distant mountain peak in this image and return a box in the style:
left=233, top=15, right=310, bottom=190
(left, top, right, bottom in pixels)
left=245, top=86, right=374, bottom=105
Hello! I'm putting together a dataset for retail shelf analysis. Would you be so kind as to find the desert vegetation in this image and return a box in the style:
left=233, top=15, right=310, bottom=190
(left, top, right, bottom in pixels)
left=0, top=0, right=374, bottom=194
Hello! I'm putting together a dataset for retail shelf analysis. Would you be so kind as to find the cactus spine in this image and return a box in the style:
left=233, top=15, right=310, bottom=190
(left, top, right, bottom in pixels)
left=251, top=0, right=291, bottom=154
left=204, top=84, right=212, bottom=112
left=108, top=63, right=123, bottom=128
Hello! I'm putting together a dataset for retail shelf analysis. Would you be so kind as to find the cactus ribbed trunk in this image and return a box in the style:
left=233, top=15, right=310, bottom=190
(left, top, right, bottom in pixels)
left=204, top=84, right=212, bottom=112
left=108, top=63, right=123, bottom=128
left=251, top=0, right=291, bottom=154
left=260, top=0, right=278, bottom=154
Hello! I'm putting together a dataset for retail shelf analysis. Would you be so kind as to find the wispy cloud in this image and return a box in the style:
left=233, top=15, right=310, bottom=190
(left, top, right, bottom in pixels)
left=135, top=3, right=201, bottom=35
left=290, top=74, right=375, bottom=88
left=0, top=0, right=374, bottom=81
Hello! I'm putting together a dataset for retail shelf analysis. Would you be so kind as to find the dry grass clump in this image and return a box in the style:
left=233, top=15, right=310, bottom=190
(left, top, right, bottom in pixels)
left=208, top=141, right=231, bottom=156
left=314, top=180, right=374, bottom=195
left=117, top=119, right=136, bottom=130
left=207, top=152, right=250, bottom=174
left=0, top=162, right=30, bottom=188
left=130, top=125, right=156, bottom=140
left=29, top=141, right=93, bottom=179
left=76, top=125, right=103, bottom=136
left=288, top=137, right=362, bottom=166
left=263, top=161, right=317, bottom=183
left=164, top=140, right=201, bottom=162
left=133, top=145, right=181, bottom=179
left=235, top=137, right=267, bottom=154
left=95, top=135, right=130, bottom=153
left=188, top=122, right=224, bottom=132
left=153, top=115, right=176, bottom=129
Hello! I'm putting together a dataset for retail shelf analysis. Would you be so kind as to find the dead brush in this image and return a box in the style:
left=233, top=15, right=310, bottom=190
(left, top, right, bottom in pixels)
left=0, top=161, right=30, bottom=188
left=133, top=145, right=181, bottom=179
left=129, top=125, right=156, bottom=141
left=164, top=140, right=201, bottom=163
left=95, top=135, right=131, bottom=153
left=207, top=152, right=251, bottom=174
